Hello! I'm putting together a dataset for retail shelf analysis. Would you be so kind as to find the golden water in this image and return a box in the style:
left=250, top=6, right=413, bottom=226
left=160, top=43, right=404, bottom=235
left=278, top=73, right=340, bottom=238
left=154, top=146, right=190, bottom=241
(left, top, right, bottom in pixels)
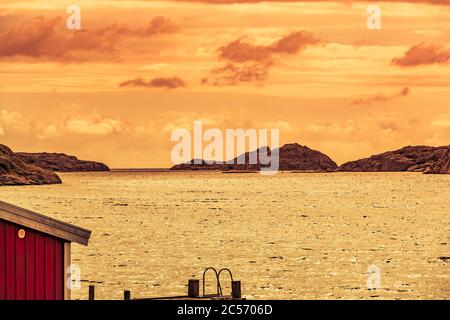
left=1, top=171, right=449, bottom=299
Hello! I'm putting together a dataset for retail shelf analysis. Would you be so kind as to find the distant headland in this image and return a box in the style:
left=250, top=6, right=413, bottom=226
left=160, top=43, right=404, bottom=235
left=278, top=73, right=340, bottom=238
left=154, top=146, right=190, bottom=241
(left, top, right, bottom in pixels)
left=0, top=144, right=61, bottom=186
left=0, top=144, right=109, bottom=186
left=1, top=142, right=449, bottom=186
left=170, top=143, right=338, bottom=172
left=171, top=143, right=450, bottom=175
left=17, top=152, right=110, bottom=173
left=337, top=145, right=450, bottom=174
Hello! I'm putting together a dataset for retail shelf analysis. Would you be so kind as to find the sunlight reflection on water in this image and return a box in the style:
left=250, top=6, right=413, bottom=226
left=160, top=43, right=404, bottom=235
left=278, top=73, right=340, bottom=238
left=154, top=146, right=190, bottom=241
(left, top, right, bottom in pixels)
left=1, top=171, right=449, bottom=300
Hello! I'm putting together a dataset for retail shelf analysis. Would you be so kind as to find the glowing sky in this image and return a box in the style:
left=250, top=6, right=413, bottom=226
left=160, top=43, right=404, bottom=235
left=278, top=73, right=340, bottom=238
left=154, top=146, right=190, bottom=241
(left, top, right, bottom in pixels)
left=0, top=0, right=449, bottom=167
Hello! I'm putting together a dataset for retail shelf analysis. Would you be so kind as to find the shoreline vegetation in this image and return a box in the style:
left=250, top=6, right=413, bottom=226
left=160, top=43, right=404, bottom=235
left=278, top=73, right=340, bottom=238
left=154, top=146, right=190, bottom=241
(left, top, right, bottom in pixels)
left=1, top=142, right=449, bottom=186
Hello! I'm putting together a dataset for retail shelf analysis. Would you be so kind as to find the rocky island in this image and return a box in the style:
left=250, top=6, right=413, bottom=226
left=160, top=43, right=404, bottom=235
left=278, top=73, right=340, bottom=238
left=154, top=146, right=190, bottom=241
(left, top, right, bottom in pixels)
left=337, top=145, right=450, bottom=174
left=172, top=143, right=450, bottom=174
left=424, top=146, right=450, bottom=174
left=17, top=152, right=110, bottom=172
left=0, top=144, right=62, bottom=186
left=171, top=143, right=338, bottom=172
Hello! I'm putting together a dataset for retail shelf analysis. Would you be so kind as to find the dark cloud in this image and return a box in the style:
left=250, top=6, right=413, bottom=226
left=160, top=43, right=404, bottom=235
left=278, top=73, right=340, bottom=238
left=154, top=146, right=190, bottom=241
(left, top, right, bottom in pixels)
left=201, top=62, right=271, bottom=85
left=219, top=31, right=319, bottom=63
left=141, top=16, right=180, bottom=36
left=351, top=87, right=410, bottom=105
left=0, top=16, right=179, bottom=62
left=206, top=31, right=319, bottom=85
left=269, top=31, right=320, bottom=54
left=219, top=39, right=271, bottom=63
left=392, top=43, right=450, bottom=67
left=119, top=76, right=186, bottom=89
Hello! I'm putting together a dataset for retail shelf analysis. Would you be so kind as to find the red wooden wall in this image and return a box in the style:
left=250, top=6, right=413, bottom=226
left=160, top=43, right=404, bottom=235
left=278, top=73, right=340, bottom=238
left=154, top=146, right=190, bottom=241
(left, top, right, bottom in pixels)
left=0, top=218, right=64, bottom=300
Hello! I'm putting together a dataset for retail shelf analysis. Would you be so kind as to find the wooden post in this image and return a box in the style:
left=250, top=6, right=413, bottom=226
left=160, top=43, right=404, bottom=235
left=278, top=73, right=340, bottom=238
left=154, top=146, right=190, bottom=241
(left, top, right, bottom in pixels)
left=231, top=281, right=241, bottom=299
left=124, top=290, right=131, bottom=300
left=88, top=285, right=95, bottom=300
left=63, top=242, right=71, bottom=300
left=188, top=279, right=200, bottom=297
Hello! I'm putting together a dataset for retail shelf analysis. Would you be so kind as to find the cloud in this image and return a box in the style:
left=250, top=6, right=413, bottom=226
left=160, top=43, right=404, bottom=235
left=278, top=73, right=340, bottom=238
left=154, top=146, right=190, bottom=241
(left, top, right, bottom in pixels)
left=261, top=120, right=293, bottom=131
left=37, top=125, right=57, bottom=140
left=351, top=87, right=410, bottom=105
left=1, top=108, right=126, bottom=139
left=65, top=117, right=123, bottom=136
left=141, top=16, right=180, bottom=36
left=219, top=31, right=319, bottom=63
left=0, top=109, right=30, bottom=136
left=219, top=39, right=272, bottom=63
left=270, top=31, right=320, bottom=54
left=205, top=31, right=319, bottom=85
left=391, top=43, right=450, bottom=67
left=201, top=62, right=271, bottom=85
left=119, top=76, right=186, bottom=89
left=431, top=117, right=450, bottom=128
left=412, top=30, right=444, bottom=36
left=307, top=120, right=359, bottom=135
left=174, top=0, right=450, bottom=5
left=0, top=16, right=179, bottom=62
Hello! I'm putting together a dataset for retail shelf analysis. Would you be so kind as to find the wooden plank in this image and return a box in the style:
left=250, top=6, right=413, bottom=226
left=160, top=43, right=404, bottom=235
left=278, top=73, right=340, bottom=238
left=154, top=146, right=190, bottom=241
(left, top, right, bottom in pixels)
left=136, top=294, right=245, bottom=301
left=63, top=242, right=71, bottom=300
left=45, top=237, right=55, bottom=300
left=15, top=228, right=26, bottom=300
left=5, top=224, right=16, bottom=300
left=35, top=233, right=45, bottom=300
left=54, top=240, right=63, bottom=300
left=25, top=230, right=36, bottom=300
left=0, top=220, right=6, bottom=299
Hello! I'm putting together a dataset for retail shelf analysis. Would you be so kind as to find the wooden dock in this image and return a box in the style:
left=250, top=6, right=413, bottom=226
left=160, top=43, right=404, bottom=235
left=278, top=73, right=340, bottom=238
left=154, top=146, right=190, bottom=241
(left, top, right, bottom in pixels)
left=87, top=267, right=245, bottom=300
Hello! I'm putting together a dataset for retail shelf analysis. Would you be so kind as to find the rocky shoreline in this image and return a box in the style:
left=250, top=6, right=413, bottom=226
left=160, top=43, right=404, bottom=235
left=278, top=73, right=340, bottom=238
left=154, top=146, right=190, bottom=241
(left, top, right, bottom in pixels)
left=0, top=144, right=62, bottom=186
left=1, top=142, right=449, bottom=186
left=337, top=145, right=450, bottom=174
left=172, top=143, right=450, bottom=175
left=1, top=144, right=110, bottom=186
left=18, top=152, right=110, bottom=172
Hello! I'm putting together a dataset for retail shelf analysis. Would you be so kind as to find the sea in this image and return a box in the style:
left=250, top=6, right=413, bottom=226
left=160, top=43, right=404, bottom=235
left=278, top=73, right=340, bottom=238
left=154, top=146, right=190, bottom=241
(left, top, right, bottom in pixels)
left=1, top=171, right=449, bottom=299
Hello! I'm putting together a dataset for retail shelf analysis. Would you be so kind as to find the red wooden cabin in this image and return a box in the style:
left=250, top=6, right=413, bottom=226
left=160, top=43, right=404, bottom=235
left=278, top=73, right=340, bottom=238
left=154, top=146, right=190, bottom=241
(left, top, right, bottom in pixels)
left=0, top=200, right=91, bottom=300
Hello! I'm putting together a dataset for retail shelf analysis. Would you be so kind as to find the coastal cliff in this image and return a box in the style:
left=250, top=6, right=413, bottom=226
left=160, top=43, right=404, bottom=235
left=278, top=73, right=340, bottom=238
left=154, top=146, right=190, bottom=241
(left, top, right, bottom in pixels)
left=171, top=143, right=338, bottom=172
left=0, top=144, right=62, bottom=186
left=17, top=152, right=110, bottom=172
left=424, top=146, right=450, bottom=174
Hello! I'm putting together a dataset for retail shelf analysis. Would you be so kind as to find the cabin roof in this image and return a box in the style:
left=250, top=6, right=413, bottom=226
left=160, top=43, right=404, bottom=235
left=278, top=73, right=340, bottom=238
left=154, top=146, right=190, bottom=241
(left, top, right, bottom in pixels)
left=0, top=200, right=91, bottom=245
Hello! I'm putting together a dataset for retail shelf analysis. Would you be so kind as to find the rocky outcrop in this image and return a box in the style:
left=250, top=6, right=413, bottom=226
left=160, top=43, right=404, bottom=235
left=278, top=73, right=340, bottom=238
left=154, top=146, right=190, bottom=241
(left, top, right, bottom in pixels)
left=171, top=143, right=338, bottom=172
left=337, top=145, right=450, bottom=173
left=170, top=159, right=227, bottom=171
left=17, top=152, right=110, bottom=172
left=0, top=144, right=62, bottom=186
left=424, top=147, right=450, bottom=174
left=277, top=143, right=338, bottom=171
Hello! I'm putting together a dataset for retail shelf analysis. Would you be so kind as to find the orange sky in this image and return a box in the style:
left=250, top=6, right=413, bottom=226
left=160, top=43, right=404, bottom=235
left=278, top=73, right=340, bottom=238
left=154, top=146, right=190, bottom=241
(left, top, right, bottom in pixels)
left=1, top=0, right=450, bottom=168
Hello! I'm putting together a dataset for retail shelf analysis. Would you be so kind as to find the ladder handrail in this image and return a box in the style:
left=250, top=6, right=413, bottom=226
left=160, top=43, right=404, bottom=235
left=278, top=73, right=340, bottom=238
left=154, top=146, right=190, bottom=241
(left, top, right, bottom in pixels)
left=202, top=267, right=221, bottom=296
